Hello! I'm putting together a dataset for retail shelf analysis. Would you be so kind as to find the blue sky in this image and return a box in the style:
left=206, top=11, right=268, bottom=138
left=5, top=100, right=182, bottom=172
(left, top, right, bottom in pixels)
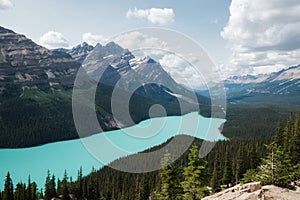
left=0, top=0, right=231, bottom=67
left=1, top=0, right=299, bottom=77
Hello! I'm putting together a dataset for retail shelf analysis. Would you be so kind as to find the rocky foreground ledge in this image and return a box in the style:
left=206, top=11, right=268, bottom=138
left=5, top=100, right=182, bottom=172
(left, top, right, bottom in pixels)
left=203, top=182, right=300, bottom=200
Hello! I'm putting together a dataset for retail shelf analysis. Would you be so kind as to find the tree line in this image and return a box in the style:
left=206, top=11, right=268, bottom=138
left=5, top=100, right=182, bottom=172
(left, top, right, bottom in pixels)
left=1, top=112, right=299, bottom=199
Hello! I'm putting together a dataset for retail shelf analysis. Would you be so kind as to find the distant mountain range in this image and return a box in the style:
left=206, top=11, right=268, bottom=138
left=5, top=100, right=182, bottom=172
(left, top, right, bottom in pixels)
left=223, top=65, right=300, bottom=106
left=226, top=64, right=300, bottom=85
left=55, top=42, right=94, bottom=63
left=194, top=64, right=300, bottom=107
left=0, top=25, right=210, bottom=148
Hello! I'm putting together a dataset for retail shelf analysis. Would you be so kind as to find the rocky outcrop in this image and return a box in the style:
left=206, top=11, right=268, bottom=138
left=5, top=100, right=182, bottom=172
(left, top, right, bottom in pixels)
left=203, top=182, right=300, bottom=200
left=66, top=42, right=94, bottom=63
left=0, top=26, right=80, bottom=95
left=0, top=26, right=82, bottom=148
left=83, top=42, right=210, bottom=105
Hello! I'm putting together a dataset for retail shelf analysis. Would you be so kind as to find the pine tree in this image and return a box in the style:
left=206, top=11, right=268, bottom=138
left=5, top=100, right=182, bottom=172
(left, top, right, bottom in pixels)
left=38, top=189, right=43, bottom=200
left=135, top=175, right=146, bottom=200
left=242, top=169, right=258, bottom=183
left=3, top=172, right=14, bottom=200
left=62, top=170, right=70, bottom=200
left=283, top=113, right=294, bottom=155
left=181, top=144, right=209, bottom=200
left=157, top=152, right=171, bottom=200
left=87, top=170, right=98, bottom=200
left=210, top=153, right=221, bottom=193
left=77, top=167, right=83, bottom=199
left=44, top=171, right=56, bottom=200
left=256, top=143, right=294, bottom=188
left=249, top=145, right=260, bottom=170
left=234, top=146, right=243, bottom=184
left=274, top=119, right=284, bottom=146
left=157, top=151, right=182, bottom=200
left=57, top=178, right=62, bottom=196
left=44, top=170, right=51, bottom=200
left=31, top=182, right=37, bottom=200
left=50, top=175, right=57, bottom=198
left=291, top=113, right=300, bottom=164
left=222, top=146, right=233, bottom=188
left=26, top=176, right=31, bottom=200
left=14, top=182, right=25, bottom=200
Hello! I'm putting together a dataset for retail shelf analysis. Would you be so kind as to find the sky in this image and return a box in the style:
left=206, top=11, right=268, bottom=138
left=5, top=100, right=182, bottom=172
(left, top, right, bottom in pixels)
left=0, top=0, right=299, bottom=79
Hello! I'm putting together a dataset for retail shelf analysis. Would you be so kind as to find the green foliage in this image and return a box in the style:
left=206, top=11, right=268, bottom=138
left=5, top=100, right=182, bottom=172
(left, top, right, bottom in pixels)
left=242, top=112, right=300, bottom=189
left=25, top=176, right=36, bottom=200
left=274, top=120, right=284, bottom=146
left=157, top=151, right=182, bottom=200
left=181, top=144, right=209, bottom=200
left=62, top=170, right=70, bottom=200
left=242, top=169, right=258, bottom=184
left=3, top=172, right=14, bottom=200
left=44, top=171, right=57, bottom=200
left=258, top=144, right=291, bottom=186
left=210, top=153, right=221, bottom=192
left=243, top=144, right=295, bottom=188
left=222, top=104, right=291, bottom=139
left=222, top=147, right=233, bottom=187
left=14, top=182, right=25, bottom=200
left=5, top=118, right=298, bottom=200
left=0, top=81, right=210, bottom=148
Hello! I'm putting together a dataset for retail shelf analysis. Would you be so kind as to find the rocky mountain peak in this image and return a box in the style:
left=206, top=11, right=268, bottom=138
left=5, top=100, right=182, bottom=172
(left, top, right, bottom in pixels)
left=105, top=41, right=122, bottom=50
left=269, top=64, right=300, bottom=81
left=0, top=25, right=80, bottom=94
left=67, top=42, right=94, bottom=63
left=82, top=41, right=201, bottom=104
left=0, top=26, right=15, bottom=34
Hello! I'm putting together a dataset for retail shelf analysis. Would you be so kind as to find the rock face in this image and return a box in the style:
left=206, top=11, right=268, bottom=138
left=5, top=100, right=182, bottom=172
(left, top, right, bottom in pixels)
left=225, top=64, right=300, bottom=85
left=223, top=64, right=300, bottom=101
left=66, top=42, right=94, bottom=63
left=0, top=25, right=211, bottom=148
left=0, top=26, right=82, bottom=148
left=203, top=182, right=300, bottom=200
left=0, top=26, right=81, bottom=95
left=83, top=42, right=209, bottom=105
left=83, top=42, right=177, bottom=90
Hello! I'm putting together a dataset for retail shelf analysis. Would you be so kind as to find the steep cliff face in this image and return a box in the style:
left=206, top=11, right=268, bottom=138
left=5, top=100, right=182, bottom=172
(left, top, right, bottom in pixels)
left=0, top=26, right=80, bottom=96
left=0, top=26, right=82, bottom=147
left=66, top=42, right=94, bottom=63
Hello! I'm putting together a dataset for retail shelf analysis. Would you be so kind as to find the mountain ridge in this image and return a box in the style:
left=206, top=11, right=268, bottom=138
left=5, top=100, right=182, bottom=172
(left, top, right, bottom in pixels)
left=0, top=25, right=211, bottom=148
left=225, top=64, right=300, bottom=85
left=218, top=64, right=300, bottom=106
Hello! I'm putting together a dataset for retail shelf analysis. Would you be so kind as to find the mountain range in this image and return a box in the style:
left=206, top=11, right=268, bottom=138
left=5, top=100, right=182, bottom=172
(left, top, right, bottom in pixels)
left=1, top=25, right=299, bottom=148
left=0, top=26, right=209, bottom=148
left=222, top=65, right=300, bottom=106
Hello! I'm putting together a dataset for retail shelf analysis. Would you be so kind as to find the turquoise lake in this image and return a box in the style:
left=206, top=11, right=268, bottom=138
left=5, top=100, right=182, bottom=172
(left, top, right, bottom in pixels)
left=0, top=112, right=225, bottom=189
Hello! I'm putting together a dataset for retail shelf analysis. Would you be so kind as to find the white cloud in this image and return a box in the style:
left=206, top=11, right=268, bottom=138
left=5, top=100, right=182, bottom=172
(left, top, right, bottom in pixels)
left=113, top=31, right=168, bottom=51
left=221, top=0, right=300, bottom=75
left=82, top=32, right=107, bottom=46
left=0, top=0, right=13, bottom=10
left=39, top=31, right=69, bottom=49
left=113, top=31, right=217, bottom=89
left=126, top=8, right=175, bottom=25
left=159, top=54, right=206, bottom=89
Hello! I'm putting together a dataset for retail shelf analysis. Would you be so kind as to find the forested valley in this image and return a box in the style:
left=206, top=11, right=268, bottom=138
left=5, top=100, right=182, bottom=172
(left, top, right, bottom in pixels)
left=1, top=112, right=300, bottom=200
